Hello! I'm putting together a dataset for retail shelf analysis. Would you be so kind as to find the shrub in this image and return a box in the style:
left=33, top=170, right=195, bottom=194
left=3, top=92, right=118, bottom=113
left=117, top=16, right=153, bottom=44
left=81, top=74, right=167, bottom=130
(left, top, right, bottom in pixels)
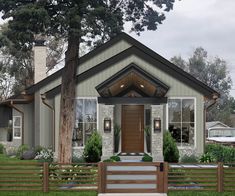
left=72, top=156, right=86, bottom=163
left=110, top=155, right=121, bottom=162
left=142, top=154, right=153, bottom=162
left=83, top=131, right=102, bottom=163
left=163, top=131, right=179, bottom=163
left=16, top=144, right=29, bottom=159
left=205, top=143, right=235, bottom=163
left=0, top=144, right=5, bottom=154
left=199, top=152, right=216, bottom=163
left=34, top=145, right=46, bottom=155
left=180, top=154, right=198, bottom=163
left=103, top=159, right=115, bottom=162
left=34, top=148, right=54, bottom=162
left=6, top=146, right=17, bottom=156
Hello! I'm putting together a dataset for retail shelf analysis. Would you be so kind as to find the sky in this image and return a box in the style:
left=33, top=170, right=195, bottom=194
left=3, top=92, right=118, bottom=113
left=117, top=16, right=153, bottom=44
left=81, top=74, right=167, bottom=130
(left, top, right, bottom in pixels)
left=126, top=0, right=235, bottom=98
left=0, top=0, right=235, bottom=97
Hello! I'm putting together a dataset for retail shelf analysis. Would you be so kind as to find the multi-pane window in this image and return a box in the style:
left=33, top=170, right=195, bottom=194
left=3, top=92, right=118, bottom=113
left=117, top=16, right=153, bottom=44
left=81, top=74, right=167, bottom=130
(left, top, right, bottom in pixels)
left=168, top=98, right=195, bottom=147
left=73, top=99, right=97, bottom=147
left=13, top=116, right=22, bottom=139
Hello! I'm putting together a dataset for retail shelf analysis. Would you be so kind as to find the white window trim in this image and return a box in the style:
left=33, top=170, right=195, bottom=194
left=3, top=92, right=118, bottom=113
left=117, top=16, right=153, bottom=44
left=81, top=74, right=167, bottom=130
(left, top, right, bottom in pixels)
left=73, top=97, right=98, bottom=149
left=13, top=116, right=22, bottom=139
left=166, top=97, right=197, bottom=149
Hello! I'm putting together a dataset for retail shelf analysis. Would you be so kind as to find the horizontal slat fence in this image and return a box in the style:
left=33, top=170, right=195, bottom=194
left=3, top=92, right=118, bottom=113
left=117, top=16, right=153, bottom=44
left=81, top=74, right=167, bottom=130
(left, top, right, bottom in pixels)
left=0, top=162, right=43, bottom=191
left=168, top=163, right=235, bottom=192
left=48, top=163, right=98, bottom=192
left=0, top=162, right=98, bottom=192
left=99, top=162, right=167, bottom=193
left=224, top=163, right=235, bottom=192
left=0, top=162, right=234, bottom=193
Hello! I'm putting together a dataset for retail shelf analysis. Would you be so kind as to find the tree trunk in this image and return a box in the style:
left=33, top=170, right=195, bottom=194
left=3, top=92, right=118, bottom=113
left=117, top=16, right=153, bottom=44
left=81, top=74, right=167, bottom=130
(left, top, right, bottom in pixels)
left=58, top=33, right=80, bottom=163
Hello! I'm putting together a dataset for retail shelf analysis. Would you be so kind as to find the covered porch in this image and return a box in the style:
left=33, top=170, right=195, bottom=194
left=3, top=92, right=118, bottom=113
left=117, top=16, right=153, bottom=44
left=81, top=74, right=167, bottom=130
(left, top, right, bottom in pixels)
left=96, top=63, right=169, bottom=161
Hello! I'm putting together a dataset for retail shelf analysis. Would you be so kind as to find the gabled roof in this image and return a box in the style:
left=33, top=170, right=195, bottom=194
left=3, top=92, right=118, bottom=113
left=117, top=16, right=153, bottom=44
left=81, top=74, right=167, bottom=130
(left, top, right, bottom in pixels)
left=16, top=33, right=219, bottom=99
left=206, top=121, right=230, bottom=130
left=95, top=63, right=169, bottom=98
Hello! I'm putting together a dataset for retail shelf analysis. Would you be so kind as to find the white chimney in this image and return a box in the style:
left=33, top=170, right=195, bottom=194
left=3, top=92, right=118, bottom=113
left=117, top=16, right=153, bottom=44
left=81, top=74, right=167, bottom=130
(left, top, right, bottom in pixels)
left=34, top=40, right=47, bottom=84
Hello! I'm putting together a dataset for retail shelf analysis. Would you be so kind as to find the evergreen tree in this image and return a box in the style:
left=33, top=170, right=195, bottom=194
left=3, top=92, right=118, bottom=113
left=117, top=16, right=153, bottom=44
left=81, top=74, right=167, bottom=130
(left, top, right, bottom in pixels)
left=171, top=47, right=233, bottom=125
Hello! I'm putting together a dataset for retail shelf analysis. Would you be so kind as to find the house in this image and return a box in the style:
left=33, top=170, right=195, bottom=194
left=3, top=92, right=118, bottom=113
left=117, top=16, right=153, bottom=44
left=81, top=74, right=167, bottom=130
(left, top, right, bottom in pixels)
left=206, top=121, right=235, bottom=146
left=206, top=121, right=229, bottom=130
left=0, top=33, right=219, bottom=161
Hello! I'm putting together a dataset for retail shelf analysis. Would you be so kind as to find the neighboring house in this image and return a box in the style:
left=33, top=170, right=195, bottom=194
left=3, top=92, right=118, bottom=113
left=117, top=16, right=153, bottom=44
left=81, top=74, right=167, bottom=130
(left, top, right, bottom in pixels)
left=206, top=121, right=229, bottom=130
left=206, top=121, right=235, bottom=146
left=0, top=33, right=219, bottom=161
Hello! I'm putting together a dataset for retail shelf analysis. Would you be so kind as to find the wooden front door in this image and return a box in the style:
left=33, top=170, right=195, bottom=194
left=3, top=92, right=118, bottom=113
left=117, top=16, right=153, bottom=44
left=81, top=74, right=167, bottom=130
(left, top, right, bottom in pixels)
left=122, top=105, right=144, bottom=153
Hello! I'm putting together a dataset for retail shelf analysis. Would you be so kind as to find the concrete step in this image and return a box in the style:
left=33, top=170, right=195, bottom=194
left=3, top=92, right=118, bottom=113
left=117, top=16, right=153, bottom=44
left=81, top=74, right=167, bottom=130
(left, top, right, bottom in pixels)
left=119, top=156, right=143, bottom=162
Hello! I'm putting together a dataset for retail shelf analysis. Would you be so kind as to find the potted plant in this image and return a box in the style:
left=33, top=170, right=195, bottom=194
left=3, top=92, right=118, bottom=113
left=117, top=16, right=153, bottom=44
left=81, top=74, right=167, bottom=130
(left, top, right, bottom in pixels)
left=145, top=126, right=151, bottom=153
left=114, top=124, right=121, bottom=153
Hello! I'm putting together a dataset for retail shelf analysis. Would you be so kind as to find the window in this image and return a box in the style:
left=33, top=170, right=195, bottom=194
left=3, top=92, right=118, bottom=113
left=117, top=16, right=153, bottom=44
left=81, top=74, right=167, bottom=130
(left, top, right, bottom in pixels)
left=73, top=99, right=97, bottom=147
left=168, top=98, right=195, bottom=147
left=13, top=116, right=22, bottom=139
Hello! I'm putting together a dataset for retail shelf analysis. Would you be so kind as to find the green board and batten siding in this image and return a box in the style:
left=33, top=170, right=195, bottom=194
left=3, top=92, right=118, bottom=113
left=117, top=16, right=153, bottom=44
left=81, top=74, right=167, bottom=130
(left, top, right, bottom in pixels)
left=12, top=103, right=34, bottom=147
left=30, top=38, right=204, bottom=156
left=33, top=39, right=131, bottom=155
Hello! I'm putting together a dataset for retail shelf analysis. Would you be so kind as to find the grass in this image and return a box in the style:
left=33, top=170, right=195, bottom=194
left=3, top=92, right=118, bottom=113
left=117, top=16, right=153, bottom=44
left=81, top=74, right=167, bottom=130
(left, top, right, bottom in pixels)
left=169, top=191, right=235, bottom=196
left=0, top=154, right=18, bottom=161
left=0, top=191, right=97, bottom=196
left=0, top=154, right=37, bottom=162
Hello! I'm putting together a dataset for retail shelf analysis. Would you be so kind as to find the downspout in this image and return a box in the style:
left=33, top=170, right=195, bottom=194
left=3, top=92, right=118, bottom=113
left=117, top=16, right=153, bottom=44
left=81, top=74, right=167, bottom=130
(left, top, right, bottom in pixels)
left=204, top=94, right=219, bottom=152
left=41, top=94, right=55, bottom=151
left=9, top=101, right=25, bottom=145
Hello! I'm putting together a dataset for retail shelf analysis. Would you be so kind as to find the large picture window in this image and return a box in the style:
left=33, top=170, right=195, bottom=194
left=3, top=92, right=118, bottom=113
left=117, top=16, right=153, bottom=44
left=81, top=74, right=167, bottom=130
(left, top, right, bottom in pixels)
left=73, top=98, right=97, bottom=147
left=168, top=98, right=195, bottom=147
left=13, top=116, right=22, bottom=139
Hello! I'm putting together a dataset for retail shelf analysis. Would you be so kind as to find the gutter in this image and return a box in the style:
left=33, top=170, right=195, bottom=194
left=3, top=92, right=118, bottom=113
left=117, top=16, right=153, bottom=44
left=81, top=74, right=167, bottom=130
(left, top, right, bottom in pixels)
left=203, top=94, right=219, bottom=152
left=9, top=101, right=25, bottom=145
left=41, top=94, right=55, bottom=151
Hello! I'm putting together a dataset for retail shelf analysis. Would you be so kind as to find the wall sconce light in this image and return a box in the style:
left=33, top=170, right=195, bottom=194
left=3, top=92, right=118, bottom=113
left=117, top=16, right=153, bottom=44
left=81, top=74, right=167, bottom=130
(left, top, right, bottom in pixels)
left=8, top=120, right=13, bottom=127
left=104, top=118, right=111, bottom=132
left=154, top=117, right=161, bottom=132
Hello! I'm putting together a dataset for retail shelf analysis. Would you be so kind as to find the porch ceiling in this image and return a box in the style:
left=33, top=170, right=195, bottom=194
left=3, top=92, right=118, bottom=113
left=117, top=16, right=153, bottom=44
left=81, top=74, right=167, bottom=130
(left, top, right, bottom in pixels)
left=96, top=63, right=169, bottom=98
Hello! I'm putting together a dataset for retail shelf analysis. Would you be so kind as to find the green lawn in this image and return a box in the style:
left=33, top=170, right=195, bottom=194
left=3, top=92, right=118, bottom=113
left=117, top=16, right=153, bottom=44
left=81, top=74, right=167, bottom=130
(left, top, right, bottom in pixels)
left=169, top=191, right=235, bottom=196
left=0, top=154, right=18, bottom=161
left=0, top=154, right=37, bottom=162
left=0, top=191, right=97, bottom=196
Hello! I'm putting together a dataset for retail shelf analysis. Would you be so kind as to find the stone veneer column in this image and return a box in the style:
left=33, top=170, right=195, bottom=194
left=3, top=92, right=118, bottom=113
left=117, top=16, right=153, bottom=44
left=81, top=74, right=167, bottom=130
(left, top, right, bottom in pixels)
left=151, top=105, right=164, bottom=162
left=99, top=104, right=114, bottom=160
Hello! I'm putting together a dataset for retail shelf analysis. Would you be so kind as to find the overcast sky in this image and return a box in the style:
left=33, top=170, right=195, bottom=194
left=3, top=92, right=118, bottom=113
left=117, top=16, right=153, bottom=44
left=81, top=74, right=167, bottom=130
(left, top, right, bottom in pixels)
left=126, top=0, right=235, bottom=98
left=0, top=0, right=235, bottom=97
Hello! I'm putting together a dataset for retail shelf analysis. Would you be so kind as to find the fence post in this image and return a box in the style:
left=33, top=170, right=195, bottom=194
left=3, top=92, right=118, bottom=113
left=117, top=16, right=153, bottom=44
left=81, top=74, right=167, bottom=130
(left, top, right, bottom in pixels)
left=163, top=162, right=168, bottom=193
left=157, top=162, right=164, bottom=193
left=217, top=162, right=224, bottom=192
left=98, top=162, right=105, bottom=193
left=43, top=162, right=49, bottom=193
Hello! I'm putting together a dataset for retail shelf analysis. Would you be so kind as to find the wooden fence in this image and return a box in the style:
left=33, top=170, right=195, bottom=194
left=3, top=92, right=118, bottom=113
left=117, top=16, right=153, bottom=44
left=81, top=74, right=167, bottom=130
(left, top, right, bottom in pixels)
left=0, top=162, right=234, bottom=193
left=98, top=162, right=168, bottom=193
left=0, top=162, right=43, bottom=191
left=0, top=162, right=98, bottom=192
left=168, top=162, right=235, bottom=192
